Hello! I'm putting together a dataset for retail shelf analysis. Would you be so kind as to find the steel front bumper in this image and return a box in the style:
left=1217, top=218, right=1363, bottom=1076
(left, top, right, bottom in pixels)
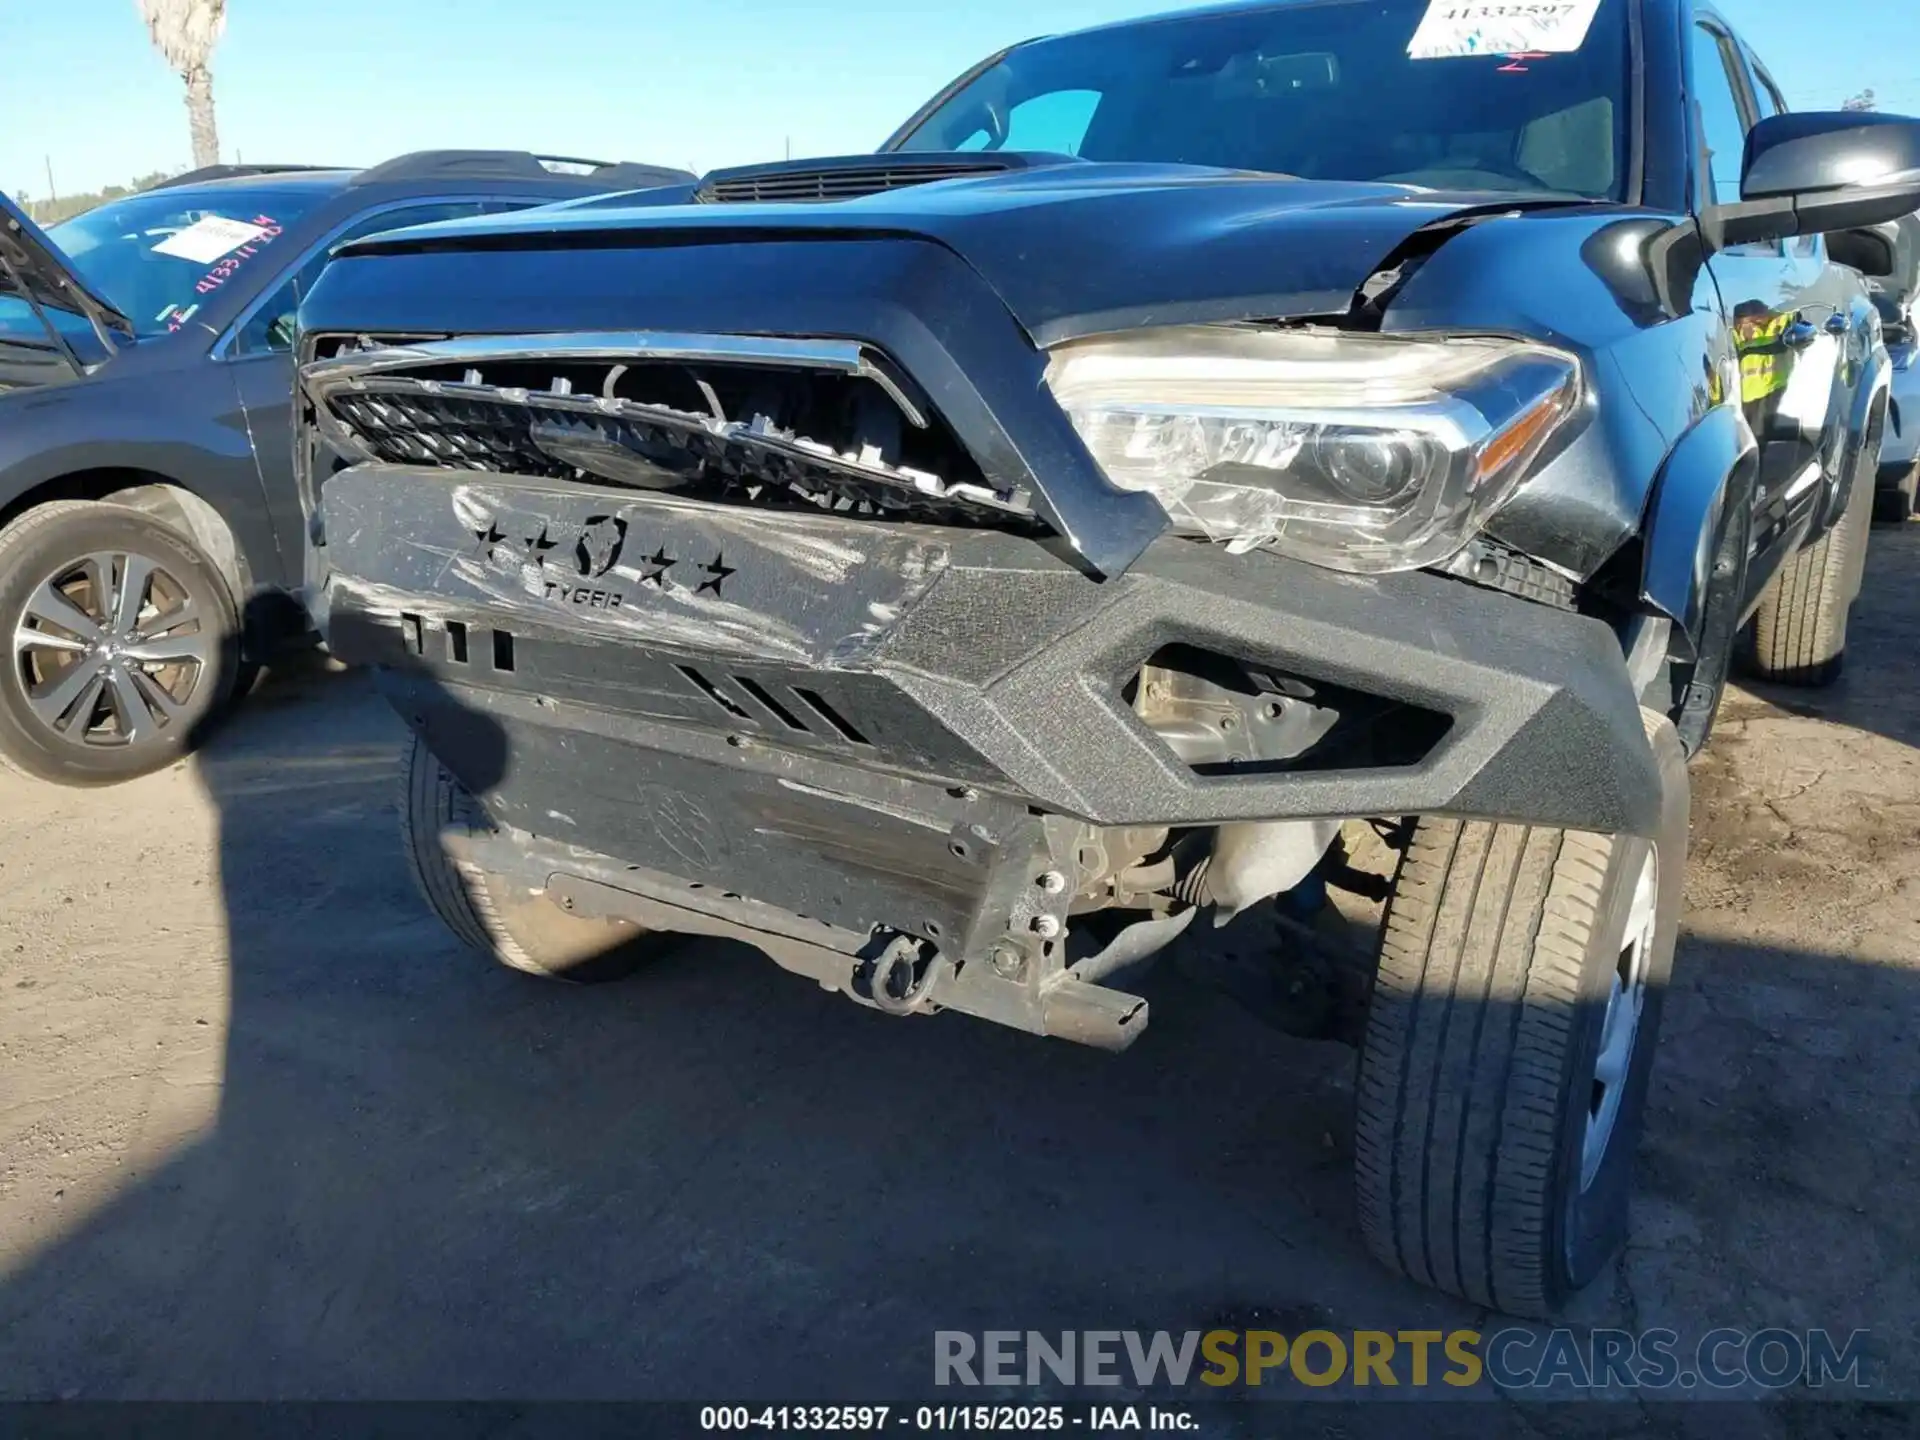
left=321, top=464, right=1660, bottom=1041
left=324, top=463, right=1659, bottom=820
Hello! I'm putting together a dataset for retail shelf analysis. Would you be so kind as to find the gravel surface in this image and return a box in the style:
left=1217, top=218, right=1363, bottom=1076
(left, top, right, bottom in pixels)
left=3, top=528, right=1918, bottom=1432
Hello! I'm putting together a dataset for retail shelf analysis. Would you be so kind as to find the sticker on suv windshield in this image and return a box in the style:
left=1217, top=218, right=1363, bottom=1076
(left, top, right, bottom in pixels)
left=185, top=214, right=285, bottom=297
left=1408, top=0, right=1602, bottom=59
left=151, top=214, right=271, bottom=264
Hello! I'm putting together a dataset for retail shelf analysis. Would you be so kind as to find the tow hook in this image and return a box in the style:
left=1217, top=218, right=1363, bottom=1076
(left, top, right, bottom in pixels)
left=860, top=933, right=949, bottom=1015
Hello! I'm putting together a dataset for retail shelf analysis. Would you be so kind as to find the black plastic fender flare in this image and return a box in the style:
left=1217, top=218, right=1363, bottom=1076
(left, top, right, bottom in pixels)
left=1638, top=402, right=1758, bottom=659
left=1818, top=335, right=1892, bottom=535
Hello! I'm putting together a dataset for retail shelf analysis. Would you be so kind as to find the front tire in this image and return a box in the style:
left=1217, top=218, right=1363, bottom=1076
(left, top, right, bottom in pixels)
left=400, top=731, right=671, bottom=982
left=1354, top=709, right=1688, bottom=1317
left=0, top=501, right=244, bottom=785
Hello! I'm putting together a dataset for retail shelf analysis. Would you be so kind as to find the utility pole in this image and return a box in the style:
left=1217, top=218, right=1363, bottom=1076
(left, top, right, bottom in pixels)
left=43, top=156, right=56, bottom=208
left=785, top=136, right=792, bottom=160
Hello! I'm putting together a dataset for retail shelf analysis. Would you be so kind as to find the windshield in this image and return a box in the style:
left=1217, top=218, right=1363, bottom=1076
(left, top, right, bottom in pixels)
left=894, top=0, right=1632, bottom=200
left=47, top=184, right=329, bottom=337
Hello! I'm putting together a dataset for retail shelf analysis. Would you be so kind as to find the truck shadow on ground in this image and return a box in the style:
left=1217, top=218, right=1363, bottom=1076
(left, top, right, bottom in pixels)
left=2, top=533, right=1919, bottom=1433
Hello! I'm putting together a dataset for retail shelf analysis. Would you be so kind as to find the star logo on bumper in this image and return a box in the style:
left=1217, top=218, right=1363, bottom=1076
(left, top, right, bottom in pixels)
left=695, top=553, right=735, bottom=596
left=471, top=520, right=508, bottom=562
left=461, top=514, right=739, bottom=610
left=469, top=518, right=558, bottom=570
left=641, top=546, right=677, bottom=588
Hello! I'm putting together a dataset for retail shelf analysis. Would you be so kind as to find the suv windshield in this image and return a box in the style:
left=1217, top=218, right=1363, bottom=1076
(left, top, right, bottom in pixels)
left=47, top=183, right=331, bottom=337
left=894, top=0, right=1631, bottom=200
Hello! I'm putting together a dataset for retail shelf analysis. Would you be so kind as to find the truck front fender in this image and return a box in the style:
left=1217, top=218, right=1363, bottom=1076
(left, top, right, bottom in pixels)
left=1639, top=403, right=1757, bottom=659
left=1818, top=338, right=1892, bottom=534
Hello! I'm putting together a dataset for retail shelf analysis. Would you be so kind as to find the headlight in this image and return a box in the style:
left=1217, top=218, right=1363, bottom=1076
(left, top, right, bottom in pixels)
left=1045, top=325, right=1582, bottom=573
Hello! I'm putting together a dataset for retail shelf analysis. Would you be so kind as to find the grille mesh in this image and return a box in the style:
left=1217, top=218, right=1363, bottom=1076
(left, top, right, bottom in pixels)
left=332, top=394, right=554, bottom=474
left=325, top=387, right=1041, bottom=530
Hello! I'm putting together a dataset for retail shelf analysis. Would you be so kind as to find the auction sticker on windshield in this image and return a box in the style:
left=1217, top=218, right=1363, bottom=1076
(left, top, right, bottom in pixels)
left=1407, top=0, right=1602, bottom=59
left=152, top=214, right=271, bottom=264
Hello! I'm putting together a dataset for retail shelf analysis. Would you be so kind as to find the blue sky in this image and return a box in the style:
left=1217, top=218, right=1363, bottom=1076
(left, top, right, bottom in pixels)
left=4, top=0, right=1917, bottom=202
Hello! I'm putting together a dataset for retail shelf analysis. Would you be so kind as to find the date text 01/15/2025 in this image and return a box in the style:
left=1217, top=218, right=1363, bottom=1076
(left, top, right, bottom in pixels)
left=699, top=1406, right=1199, bottom=1432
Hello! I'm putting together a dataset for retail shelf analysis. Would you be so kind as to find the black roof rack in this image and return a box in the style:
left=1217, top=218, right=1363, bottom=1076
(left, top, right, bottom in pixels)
left=349, top=150, right=692, bottom=189
left=148, top=163, right=343, bottom=191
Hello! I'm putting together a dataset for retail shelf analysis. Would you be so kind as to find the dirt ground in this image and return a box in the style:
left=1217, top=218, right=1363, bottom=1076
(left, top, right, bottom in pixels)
left=3, top=528, right=1919, bottom=1432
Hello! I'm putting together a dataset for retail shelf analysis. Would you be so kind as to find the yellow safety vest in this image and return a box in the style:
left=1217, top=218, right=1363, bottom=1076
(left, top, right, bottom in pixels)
left=1733, top=312, right=1794, bottom=404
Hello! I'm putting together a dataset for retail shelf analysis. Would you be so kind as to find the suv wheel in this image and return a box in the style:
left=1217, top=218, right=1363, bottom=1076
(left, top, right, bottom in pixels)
left=400, top=731, right=674, bottom=982
left=1354, top=708, right=1687, bottom=1317
left=0, top=501, right=244, bottom=786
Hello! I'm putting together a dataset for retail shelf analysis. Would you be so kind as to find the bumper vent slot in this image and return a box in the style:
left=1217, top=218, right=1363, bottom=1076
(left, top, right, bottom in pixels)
left=792, top=689, right=870, bottom=746
left=401, top=613, right=502, bottom=671
left=676, top=664, right=750, bottom=720
left=675, top=664, right=872, bottom=747
left=733, top=675, right=808, bottom=732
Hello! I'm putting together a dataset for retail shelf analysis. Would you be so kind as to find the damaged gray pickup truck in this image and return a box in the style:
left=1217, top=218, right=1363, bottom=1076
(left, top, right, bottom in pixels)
left=295, top=0, right=1920, bottom=1314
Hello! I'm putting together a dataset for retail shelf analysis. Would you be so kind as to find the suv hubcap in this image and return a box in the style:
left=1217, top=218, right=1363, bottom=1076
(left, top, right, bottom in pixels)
left=11, top=551, right=211, bottom=748
left=1580, top=848, right=1658, bottom=1191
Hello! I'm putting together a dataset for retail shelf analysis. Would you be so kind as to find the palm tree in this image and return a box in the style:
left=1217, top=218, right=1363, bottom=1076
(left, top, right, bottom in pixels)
left=134, top=0, right=230, bottom=170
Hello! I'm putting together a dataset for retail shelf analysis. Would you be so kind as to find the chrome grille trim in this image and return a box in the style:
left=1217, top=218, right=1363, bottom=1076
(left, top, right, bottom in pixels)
left=303, top=330, right=929, bottom=428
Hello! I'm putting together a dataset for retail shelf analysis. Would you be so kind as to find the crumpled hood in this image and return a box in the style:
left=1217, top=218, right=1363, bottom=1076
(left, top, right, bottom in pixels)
left=305, top=160, right=1599, bottom=577
left=337, top=159, right=1541, bottom=345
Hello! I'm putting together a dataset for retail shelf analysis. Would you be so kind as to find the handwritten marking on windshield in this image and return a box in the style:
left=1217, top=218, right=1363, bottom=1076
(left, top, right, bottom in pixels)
left=190, top=215, right=284, bottom=297
left=1407, top=1, right=1603, bottom=61
left=152, top=214, right=269, bottom=264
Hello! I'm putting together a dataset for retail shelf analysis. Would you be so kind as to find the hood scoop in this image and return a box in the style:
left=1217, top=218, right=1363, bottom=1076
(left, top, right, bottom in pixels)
left=694, top=151, right=1068, bottom=205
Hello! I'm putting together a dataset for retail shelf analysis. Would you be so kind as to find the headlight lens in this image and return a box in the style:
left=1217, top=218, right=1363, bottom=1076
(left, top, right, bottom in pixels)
left=1045, top=325, right=1582, bottom=573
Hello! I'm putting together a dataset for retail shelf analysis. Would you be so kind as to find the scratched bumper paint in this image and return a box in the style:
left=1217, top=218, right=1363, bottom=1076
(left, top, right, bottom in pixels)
left=317, top=460, right=1662, bottom=837
left=322, top=464, right=950, bottom=666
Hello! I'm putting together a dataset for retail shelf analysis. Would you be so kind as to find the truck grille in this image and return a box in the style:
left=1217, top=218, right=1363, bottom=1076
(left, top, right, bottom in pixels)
left=303, top=334, right=1042, bottom=531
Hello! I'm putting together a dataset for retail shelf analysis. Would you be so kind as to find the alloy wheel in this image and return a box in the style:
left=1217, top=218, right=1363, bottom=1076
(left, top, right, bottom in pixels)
left=1579, top=847, right=1659, bottom=1192
left=10, top=551, right=214, bottom=750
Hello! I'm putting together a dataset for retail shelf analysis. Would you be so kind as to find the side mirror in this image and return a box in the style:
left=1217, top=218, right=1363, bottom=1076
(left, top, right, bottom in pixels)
left=1712, top=111, right=1920, bottom=249
left=1711, top=112, right=1920, bottom=249
left=1743, top=112, right=1920, bottom=204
